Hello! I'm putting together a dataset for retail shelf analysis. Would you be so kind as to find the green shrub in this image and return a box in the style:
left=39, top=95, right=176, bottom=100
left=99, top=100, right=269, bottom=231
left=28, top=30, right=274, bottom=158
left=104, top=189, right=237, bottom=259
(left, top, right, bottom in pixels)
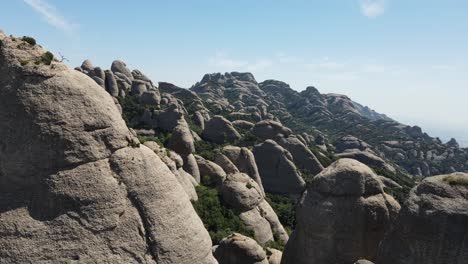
left=194, top=140, right=219, bottom=161
left=117, top=96, right=147, bottom=127
left=265, top=193, right=296, bottom=234
left=193, top=185, right=254, bottom=244
left=22, top=36, right=36, bottom=46
left=264, top=238, right=286, bottom=251
left=443, top=175, right=468, bottom=186
left=41, top=51, right=54, bottom=65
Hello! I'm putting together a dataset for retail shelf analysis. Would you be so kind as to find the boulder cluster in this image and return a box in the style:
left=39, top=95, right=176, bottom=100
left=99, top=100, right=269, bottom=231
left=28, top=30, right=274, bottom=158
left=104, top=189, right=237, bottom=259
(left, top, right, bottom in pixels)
left=1, top=31, right=467, bottom=264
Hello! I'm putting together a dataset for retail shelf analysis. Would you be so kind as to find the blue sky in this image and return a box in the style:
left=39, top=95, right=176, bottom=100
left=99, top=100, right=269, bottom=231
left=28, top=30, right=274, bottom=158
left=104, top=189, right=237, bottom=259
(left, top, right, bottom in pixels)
left=2, top=0, right=468, bottom=146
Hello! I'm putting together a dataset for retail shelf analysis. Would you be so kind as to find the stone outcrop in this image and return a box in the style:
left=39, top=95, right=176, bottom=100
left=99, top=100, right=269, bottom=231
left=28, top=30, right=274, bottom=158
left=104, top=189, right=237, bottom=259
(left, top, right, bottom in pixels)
left=253, top=140, right=305, bottom=196
left=276, top=136, right=324, bottom=175
left=251, top=120, right=292, bottom=140
left=376, top=173, right=468, bottom=264
left=195, top=155, right=227, bottom=186
left=202, top=115, right=241, bottom=144
left=222, top=146, right=265, bottom=194
left=281, top=159, right=400, bottom=264
left=0, top=33, right=216, bottom=263
left=213, top=233, right=269, bottom=264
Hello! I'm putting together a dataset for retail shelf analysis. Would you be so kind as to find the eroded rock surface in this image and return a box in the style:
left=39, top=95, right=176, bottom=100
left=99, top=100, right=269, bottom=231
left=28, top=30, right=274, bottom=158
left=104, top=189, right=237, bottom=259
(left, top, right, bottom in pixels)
left=0, top=33, right=216, bottom=264
left=376, top=173, right=468, bottom=264
left=281, top=159, right=400, bottom=264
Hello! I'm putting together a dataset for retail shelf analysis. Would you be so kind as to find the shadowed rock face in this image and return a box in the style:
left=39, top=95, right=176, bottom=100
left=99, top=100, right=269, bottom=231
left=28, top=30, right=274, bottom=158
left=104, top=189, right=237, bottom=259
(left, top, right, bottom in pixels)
left=253, top=140, right=305, bottom=196
left=281, top=159, right=400, bottom=264
left=0, top=33, right=216, bottom=264
left=376, top=173, right=468, bottom=264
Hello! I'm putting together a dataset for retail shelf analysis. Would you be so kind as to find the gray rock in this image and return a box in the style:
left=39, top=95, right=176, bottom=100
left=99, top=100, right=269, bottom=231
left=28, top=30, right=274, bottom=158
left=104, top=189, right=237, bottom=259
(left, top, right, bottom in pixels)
left=138, top=91, right=161, bottom=106
left=202, top=115, right=241, bottom=144
left=221, top=173, right=264, bottom=212
left=258, top=200, right=289, bottom=244
left=81, top=59, right=94, bottom=72
left=335, top=135, right=370, bottom=152
left=282, top=159, right=400, bottom=264
left=111, top=60, right=133, bottom=80
left=167, top=122, right=195, bottom=156
left=156, top=103, right=184, bottom=131
left=232, top=120, right=255, bottom=130
left=239, top=207, right=274, bottom=244
left=214, top=153, right=240, bottom=174
left=195, top=155, right=227, bottom=186
left=376, top=173, right=468, bottom=264
left=0, top=37, right=216, bottom=263
left=105, top=70, right=119, bottom=97
left=354, top=260, right=374, bottom=264
left=336, top=150, right=396, bottom=173
left=132, top=69, right=153, bottom=83
left=192, top=111, right=205, bottom=130
left=277, top=136, right=324, bottom=175
left=131, top=80, right=148, bottom=96
left=222, top=146, right=265, bottom=194
left=251, top=120, right=292, bottom=140
left=92, top=76, right=105, bottom=88
left=183, top=154, right=201, bottom=183
left=93, top=66, right=106, bottom=80
left=266, top=248, right=282, bottom=264
left=213, top=233, right=269, bottom=264
left=253, top=140, right=305, bottom=196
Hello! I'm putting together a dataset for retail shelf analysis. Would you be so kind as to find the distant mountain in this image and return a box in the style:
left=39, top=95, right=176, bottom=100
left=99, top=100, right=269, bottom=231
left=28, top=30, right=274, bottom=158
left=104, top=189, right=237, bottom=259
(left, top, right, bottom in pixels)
left=190, top=72, right=468, bottom=177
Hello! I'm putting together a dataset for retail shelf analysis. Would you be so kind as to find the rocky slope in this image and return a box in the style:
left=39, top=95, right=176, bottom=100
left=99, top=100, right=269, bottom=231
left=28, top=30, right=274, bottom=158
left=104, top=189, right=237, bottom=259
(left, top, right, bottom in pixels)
left=191, top=73, right=468, bottom=177
left=2, top=30, right=467, bottom=264
left=0, top=32, right=216, bottom=264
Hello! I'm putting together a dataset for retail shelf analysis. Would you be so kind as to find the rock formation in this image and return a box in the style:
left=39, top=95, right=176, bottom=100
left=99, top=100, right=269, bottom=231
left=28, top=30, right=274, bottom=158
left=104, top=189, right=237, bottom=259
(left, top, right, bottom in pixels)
left=281, top=159, right=400, bottom=264
left=376, top=173, right=468, bottom=264
left=0, top=33, right=216, bottom=263
left=253, top=140, right=305, bottom=196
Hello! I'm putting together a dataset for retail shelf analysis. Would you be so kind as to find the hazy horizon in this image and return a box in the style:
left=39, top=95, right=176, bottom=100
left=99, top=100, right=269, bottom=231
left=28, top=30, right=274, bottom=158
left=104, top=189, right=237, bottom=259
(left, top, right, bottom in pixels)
left=2, top=0, right=467, bottom=146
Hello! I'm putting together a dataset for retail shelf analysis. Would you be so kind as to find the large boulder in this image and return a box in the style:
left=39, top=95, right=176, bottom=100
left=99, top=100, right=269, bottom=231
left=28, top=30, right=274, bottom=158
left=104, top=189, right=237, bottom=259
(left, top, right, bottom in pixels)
left=0, top=34, right=216, bottom=263
left=251, top=120, right=292, bottom=140
left=376, top=173, right=468, bottom=264
left=221, top=173, right=264, bottom=212
left=167, top=122, right=195, bottom=156
left=281, top=159, right=400, bottom=264
left=213, top=233, right=269, bottom=264
left=183, top=154, right=201, bottom=183
left=195, top=155, right=227, bottom=186
left=202, top=115, right=241, bottom=144
left=336, top=150, right=396, bottom=173
left=277, top=136, right=324, bottom=175
left=104, top=70, right=119, bottom=97
left=222, top=146, right=265, bottom=194
left=111, top=60, right=133, bottom=80
left=253, top=140, right=305, bottom=196
left=335, top=135, right=370, bottom=152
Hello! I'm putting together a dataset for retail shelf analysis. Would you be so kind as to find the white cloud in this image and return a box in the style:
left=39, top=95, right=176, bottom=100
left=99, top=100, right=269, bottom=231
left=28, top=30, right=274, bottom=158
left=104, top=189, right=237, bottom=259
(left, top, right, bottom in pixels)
left=23, top=0, right=78, bottom=34
left=360, top=0, right=386, bottom=18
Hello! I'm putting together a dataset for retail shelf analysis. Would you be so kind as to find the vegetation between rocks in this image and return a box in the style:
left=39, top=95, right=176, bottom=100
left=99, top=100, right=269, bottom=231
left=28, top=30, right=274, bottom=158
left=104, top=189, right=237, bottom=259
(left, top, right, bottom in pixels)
left=193, top=185, right=254, bottom=244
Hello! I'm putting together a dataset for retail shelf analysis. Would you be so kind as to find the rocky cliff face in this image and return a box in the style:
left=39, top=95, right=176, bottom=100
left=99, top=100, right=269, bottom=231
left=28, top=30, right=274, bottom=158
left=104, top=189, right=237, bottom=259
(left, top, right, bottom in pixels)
left=0, top=32, right=216, bottom=264
left=2, top=30, right=466, bottom=264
